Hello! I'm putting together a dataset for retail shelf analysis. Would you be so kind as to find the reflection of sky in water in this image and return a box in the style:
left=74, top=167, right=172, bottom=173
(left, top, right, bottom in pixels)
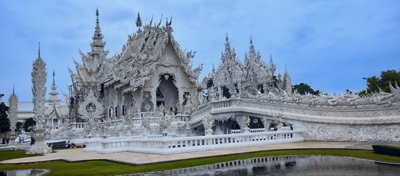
left=2, top=156, right=399, bottom=176
left=136, top=156, right=400, bottom=176
left=0, top=169, right=49, bottom=176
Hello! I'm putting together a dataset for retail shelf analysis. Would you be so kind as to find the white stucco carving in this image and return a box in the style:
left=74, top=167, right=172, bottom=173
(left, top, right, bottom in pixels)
left=18, top=10, right=400, bottom=155
left=31, top=47, right=47, bottom=130
left=78, top=89, right=103, bottom=123
left=28, top=45, right=53, bottom=154
left=8, top=88, right=18, bottom=136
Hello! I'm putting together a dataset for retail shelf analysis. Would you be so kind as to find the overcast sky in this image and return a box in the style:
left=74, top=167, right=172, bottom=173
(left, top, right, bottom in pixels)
left=1, top=0, right=399, bottom=102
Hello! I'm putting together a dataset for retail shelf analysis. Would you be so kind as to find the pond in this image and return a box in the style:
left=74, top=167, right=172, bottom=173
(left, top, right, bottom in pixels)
left=1, top=156, right=399, bottom=175
left=133, top=155, right=400, bottom=176
left=0, top=169, right=49, bottom=176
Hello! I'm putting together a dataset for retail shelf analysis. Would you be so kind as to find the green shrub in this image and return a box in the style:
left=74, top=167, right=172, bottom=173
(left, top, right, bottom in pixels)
left=372, top=145, right=400, bottom=157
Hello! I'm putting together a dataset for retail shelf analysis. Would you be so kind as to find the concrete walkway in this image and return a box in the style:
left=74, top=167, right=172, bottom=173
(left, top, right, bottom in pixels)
left=1, top=141, right=389, bottom=165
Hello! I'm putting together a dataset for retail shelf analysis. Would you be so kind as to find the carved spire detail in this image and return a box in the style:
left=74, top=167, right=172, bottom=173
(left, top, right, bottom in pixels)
left=38, top=42, right=41, bottom=58
left=48, top=71, right=61, bottom=103
left=32, top=47, right=47, bottom=129
left=136, top=12, right=142, bottom=27
left=8, top=86, right=18, bottom=136
left=283, top=64, right=292, bottom=94
left=91, top=8, right=105, bottom=52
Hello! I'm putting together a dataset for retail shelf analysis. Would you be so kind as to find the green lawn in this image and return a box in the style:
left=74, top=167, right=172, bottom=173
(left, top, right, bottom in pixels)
left=0, top=151, right=39, bottom=161
left=1, top=149, right=399, bottom=176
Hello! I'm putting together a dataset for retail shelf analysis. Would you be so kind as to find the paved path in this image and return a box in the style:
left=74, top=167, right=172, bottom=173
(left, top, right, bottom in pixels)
left=1, top=141, right=388, bottom=165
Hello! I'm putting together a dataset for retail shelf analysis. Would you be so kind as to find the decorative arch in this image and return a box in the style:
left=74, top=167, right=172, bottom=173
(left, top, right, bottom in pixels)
left=155, top=73, right=179, bottom=112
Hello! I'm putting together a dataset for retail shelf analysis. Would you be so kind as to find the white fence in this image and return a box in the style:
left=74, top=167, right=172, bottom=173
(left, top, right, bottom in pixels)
left=84, top=130, right=303, bottom=154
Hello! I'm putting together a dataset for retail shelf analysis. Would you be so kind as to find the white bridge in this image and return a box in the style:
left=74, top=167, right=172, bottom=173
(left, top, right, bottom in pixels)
left=82, top=94, right=400, bottom=154
left=190, top=97, right=400, bottom=143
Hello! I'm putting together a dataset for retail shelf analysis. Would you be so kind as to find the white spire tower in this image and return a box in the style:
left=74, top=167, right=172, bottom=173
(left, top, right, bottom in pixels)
left=48, top=71, right=61, bottom=103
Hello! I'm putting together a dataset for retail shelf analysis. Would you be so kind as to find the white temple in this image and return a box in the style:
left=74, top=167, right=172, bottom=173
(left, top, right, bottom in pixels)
left=9, top=9, right=400, bottom=154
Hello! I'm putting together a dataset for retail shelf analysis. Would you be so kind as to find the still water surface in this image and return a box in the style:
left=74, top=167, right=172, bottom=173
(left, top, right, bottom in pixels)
left=135, top=155, right=400, bottom=176
left=0, top=169, right=48, bottom=176
left=1, top=156, right=399, bottom=176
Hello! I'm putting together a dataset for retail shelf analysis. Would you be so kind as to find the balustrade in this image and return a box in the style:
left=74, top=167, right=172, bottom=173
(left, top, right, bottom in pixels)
left=86, top=130, right=303, bottom=154
left=250, top=128, right=266, bottom=133
left=71, top=122, right=85, bottom=129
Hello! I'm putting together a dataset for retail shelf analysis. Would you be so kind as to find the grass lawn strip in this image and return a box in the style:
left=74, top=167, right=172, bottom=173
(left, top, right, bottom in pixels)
left=1, top=149, right=400, bottom=176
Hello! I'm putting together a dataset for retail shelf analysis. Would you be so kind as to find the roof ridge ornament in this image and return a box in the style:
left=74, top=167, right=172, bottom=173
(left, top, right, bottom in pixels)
left=136, top=12, right=143, bottom=33
left=158, top=14, right=163, bottom=27
left=149, top=15, right=154, bottom=26
left=136, top=12, right=142, bottom=27
left=96, top=8, right=99, bottom=25
left=38, top=42, right=41, bottom=58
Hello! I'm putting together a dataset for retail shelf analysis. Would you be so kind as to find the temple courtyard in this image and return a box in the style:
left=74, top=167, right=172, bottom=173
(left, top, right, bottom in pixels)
left=2, top=142, right=400, bottom=166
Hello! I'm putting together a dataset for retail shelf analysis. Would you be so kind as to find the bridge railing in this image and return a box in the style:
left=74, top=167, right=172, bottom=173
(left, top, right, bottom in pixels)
left=85, top=130, right=303, bottom=154
left=71, top=122, right=85, bottom=129
left=250, top=128, right=266, bottom=133
left=207, top=97, right=400, bottom=119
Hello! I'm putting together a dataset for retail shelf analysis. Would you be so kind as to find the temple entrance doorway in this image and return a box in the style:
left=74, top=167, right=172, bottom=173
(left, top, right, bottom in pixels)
left=156, top=74, right=179, bottom=113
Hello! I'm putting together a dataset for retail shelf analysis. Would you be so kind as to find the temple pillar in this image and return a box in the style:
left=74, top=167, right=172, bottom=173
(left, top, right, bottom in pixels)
left=112, top=87, right=117, bottom=119
left=218, top=87, right=222, bottom=100
left=121, top=92, right=125, bottom=117
left=151, top=89, right=156, bottom=113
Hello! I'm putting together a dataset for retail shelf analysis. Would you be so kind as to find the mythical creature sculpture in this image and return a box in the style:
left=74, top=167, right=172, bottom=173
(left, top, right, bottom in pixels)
left=158, top=110, right=172, bottom=132
left=192, top=64, right=203, bottom=79
left=184, top=50, right=196, bottom=65
left=369, top=88, right=393, bottom=105
left=141, top=117, right=151, bottom=132
left=344, top=91, right=360, bottom=105
left=202, top=114, right=215, bottom=130
left=242, top=116, right=250, bottom=128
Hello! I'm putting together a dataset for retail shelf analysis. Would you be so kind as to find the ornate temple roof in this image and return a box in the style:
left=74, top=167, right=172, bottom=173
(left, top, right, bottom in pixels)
left=71, top=10, right=202, bottom=92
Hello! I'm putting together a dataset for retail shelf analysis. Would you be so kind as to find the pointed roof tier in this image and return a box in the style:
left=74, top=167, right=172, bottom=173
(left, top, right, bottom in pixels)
left=243, top=38, right=270, bottom=88
left=214, top=34, right=245, bottom=88
left=109, top=14, right=202, bottom=90
left=71, top=12, right=202, bottom=93
left=75, top=9, right=110, bottom=85
left=91, top=8, right=106, bottom=52
left=48, top=71, right=61, bottom=102
left=283, top=65, right=292, bottom=94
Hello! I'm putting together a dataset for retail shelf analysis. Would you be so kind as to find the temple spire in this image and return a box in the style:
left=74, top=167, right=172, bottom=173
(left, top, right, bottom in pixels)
left=285, top=64, right=287, bottom=73
left=48, top=71, right=60, bottom=102
left=96, top=8, right=99, bottom=25
left=52, top=71, right=56, bottom=87
left=93, top=8, right=103, bottom=40
left=136, top=12, right=142, bottom=27
left=38, top=42, right=41, bottom=58
left=91, top=8, right=105, bottom=52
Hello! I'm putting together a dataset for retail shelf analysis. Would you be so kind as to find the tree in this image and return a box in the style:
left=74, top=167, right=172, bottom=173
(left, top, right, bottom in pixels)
left=358, top=69, right=400, bottom=96
left=292, top=83, right=321, bottom=95
left=0, top=102, right=10, bottom=135
left=23, top=118, right=36, bottom=132
left=16, top=122, right=22, bottom=133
